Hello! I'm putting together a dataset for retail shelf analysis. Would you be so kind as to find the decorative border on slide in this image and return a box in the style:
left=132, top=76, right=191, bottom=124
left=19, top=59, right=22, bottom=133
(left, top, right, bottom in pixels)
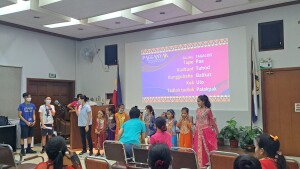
left=142, top=95, right=230, bottom=103
left=141, top=38, right=228, bottom=55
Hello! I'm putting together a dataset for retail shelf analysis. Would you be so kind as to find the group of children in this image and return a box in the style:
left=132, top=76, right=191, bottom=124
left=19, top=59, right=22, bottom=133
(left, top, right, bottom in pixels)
left=94, top=103, right=194, bottom=156
left=94, top=101, right=288, bottom=169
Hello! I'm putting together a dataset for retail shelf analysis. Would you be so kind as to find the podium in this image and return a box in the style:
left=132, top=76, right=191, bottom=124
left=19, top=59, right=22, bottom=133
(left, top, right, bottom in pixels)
left=70, top=105, right=110, bottom=149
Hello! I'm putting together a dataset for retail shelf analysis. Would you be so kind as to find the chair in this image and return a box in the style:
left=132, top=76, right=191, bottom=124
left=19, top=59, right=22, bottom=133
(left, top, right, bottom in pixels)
left=209, top=150, right=239, bottom=169
left=286, top=158, right=300, bottom=169
left=132, top=144, right=150, bottom=165
left=84, top=156, right=110, bottom=169
left=0, top=144, right=44, bottom=169
left=103, top=140, right=128, bottom=169
left=171, top=147, right=199, bottom=169
left=127, top=165, right=148, bottom=169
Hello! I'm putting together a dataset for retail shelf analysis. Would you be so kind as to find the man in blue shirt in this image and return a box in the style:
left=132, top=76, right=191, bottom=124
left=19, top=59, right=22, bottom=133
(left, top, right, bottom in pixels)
left=118, top=106, right=146, bottom=158
left=18, top=93, right=37, bottom=155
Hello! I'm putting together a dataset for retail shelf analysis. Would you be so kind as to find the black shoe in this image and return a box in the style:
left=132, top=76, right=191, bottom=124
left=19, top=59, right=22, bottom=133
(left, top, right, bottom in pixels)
left=89, top=151, right=93, bottom=156
left=40, top=149, right=45, bottom=154
left=79, top=150, right=86, bottom=155
left=20, top=150, right=26, bottom=156
left=26, top=149, right=37, bottom=154
left=95, top=152, right=100, bottom=156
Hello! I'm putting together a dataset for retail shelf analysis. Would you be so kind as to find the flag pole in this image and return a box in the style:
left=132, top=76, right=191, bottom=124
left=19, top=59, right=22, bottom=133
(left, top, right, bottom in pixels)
left=250, top=38, right=253, bottom=130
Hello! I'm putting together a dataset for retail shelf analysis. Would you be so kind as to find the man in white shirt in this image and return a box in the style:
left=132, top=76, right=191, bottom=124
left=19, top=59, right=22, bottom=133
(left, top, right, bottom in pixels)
left=39, top=96, right=56, bottom=153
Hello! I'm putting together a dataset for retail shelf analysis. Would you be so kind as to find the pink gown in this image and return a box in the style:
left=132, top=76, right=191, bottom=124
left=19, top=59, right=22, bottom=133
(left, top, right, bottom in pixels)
left=193, top=108, right=218, bottom=167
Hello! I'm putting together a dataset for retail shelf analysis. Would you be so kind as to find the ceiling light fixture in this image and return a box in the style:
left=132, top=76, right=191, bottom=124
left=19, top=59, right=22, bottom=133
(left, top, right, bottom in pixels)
left=44, top=18, right=81, bottom=28
left=0, top=0, right=30, bottom=16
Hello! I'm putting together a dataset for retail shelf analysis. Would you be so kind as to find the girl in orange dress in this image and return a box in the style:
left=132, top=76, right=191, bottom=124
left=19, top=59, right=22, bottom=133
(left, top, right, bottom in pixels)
left=177, top=107, right=192, bottom=148
left=95, top=110, right=107, bottom=156
left=193, top=95, right=218, bottom=167
left=115, top=104, right=129, bottom=140
left=255, top=134, right=286, bottom=169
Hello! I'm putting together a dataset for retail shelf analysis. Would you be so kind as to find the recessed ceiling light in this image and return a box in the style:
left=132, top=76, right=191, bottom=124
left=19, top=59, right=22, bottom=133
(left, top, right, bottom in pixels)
left=33, top=16, right=40, bottom=19
left=115, top=21, right=121, bottom=24
left=78, top=28, right=84, bottom=31
left=160, top=12, right=165, bottom=15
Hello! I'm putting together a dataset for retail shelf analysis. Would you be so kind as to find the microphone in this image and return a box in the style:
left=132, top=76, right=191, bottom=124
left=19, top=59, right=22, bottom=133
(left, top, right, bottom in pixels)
left=54, top=100, right=62, bottom=106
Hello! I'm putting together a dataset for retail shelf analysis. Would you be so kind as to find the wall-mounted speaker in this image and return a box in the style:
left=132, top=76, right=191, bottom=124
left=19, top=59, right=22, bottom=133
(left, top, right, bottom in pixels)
left=105, top=44, right=118, bottom=65
left=258, top=20, right=284, bottom=51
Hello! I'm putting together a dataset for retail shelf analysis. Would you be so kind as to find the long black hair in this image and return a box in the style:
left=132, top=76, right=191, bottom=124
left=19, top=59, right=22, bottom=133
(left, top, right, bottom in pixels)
left=79, top=95, right=89, bottom=102
left=234, top=155, right=262, bottom=169
left=155, top=117, right=167, bottom=132
left=198, top=95, right=211, bottom=108
left=45, top=136, right=67, bottom=169
left=148, top=144, right=171, bottom=169
left=108, top=105, right=116, bottom=121
left=146, top=105, right=155, bottom=116
left=256, top=134, right=286, bottom=169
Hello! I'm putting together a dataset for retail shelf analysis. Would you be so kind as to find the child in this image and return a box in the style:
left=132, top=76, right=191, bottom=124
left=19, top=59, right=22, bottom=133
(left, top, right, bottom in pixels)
left=148, top=144, right=172, bottom=169
left=39, top=96, right=56, bottom=154
left=177, top=107, right=192, bottom=148
left=161, top=112, right=167, bottom=119
left=118, top=107, right=146, bottom=158
left=255, top=134, right=286, bottom=169
left=106, top=106, right=116, bottom=140
left=166, top=109, right=178, bottom=147
left=193, top=95, right=218, bottom=167
left=115, top=104, right=130, bottom=140
left=150, top=117, right=172, bottom=148
left=234, top=155, right=262, bottom=169
left=144, top=105, right=156, bottom=137
left=95, top=110, right=107, bottom=156
left=35, top=136, right=75, bottom=169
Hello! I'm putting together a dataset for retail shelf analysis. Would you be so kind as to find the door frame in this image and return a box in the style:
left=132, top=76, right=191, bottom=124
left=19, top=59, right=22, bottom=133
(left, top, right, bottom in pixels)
left=261, top=67, right=300, bottom=131
left=26, top=78, right=75, bottom=143
left=27, top=78, right=75, bottom=86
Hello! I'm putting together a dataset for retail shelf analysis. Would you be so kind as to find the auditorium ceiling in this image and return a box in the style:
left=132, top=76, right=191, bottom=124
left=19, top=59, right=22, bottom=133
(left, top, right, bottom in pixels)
left=0, top=0, right=297, bottom=40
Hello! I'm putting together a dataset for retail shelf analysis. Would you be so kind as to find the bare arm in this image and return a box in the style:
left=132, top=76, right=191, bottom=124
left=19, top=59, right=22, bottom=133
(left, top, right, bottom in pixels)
left=141, top=132, right=146, bottom=144
left=33, top=110, right=36, bottom=126
left=39, top=111, right=45, bottom=127
left=75, top=107, right=79, bottom=116
left=67, top=103, right=74, bottom=111
left=51, top=105, right=56, bottom=116
left=117, top=128, right=124, bottom=141
left=18, top=111, right=29, bottom=126
left=87, top=111, right=91, bottom=126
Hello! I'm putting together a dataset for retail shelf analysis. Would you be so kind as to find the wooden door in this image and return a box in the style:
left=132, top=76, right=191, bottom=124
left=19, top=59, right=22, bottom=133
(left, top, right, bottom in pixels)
left=27, top=78, right=75, bottom=143
left=262, top=68, right=300, bottom=156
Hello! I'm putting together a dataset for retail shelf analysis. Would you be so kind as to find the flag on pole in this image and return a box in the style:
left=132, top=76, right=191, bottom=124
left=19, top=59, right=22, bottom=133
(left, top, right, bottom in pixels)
left=251, top=38, right=259, bottom=123
left=112, top=65, right=123, bottom=109
left=117, top=66, right=123, bottom=106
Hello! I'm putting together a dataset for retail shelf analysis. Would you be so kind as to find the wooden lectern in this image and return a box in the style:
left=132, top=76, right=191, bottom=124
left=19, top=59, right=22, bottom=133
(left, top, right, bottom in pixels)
left=70, top=105, right=111, bottom=149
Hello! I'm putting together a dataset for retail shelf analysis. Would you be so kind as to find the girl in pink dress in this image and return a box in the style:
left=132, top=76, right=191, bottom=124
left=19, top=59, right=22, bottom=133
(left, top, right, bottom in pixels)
left=193, top=95, right=219, bottom=167
left=95, top=110, right=107, bottom=156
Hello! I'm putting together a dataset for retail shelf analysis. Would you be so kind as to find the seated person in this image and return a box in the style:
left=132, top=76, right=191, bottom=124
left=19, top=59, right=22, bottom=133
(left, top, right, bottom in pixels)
left=118, top=106, right=146, bottom=158
left=148, top=144, right=172, bottom=169
left=234, top=155, right=262, bottom=169
left=35, top=136, right=79, bottom=169
left=150, top=117, right=172, bottom=148
left=255, top=134, right=286, bottom=169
